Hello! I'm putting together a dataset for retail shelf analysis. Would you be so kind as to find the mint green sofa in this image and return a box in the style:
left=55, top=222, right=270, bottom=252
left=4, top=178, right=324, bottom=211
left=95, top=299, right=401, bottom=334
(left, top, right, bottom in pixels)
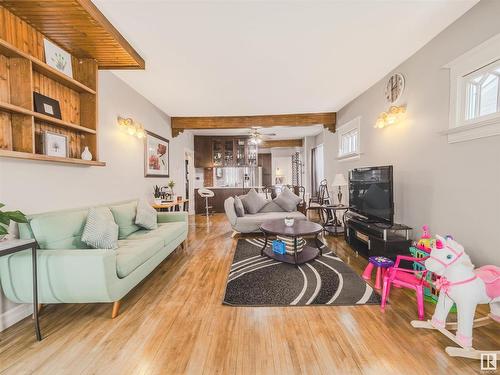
left=0, top=200, right=188, bottom=318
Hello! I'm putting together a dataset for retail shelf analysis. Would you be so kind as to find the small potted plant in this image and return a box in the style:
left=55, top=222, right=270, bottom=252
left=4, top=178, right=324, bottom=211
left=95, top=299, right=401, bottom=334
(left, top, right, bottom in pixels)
left=153, top=185, right=162, bottom=205
left=168, top=180, right=175, bottom=200
left=0, top=203, right=28, bottom=241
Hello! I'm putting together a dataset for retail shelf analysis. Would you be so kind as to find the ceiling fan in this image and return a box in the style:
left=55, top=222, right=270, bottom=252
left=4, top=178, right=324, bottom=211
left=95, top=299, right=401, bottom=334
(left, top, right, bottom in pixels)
left=249, top=127, right=276, bottom=145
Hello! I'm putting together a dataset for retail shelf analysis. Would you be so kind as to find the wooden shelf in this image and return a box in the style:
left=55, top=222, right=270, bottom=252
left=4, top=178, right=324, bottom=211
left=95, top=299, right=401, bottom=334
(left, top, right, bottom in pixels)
left=0, top=101, right=96, bottom=134
left=0, top=39, right=96, bottom=95
left=0, top=150, right=106, bottom=166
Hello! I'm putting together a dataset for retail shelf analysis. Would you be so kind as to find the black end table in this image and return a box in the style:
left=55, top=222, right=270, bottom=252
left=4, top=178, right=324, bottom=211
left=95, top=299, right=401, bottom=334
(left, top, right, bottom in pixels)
left=0, top=239, right=41, bottom=341
left=321, top=205, right=351, bottom=236
left=259, top=219, right=323, bottom=266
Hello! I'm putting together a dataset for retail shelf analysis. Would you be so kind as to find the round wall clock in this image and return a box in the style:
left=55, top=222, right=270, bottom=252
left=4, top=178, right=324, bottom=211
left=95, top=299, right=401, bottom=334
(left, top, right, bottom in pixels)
left=385, top=73, right=405, bottom=103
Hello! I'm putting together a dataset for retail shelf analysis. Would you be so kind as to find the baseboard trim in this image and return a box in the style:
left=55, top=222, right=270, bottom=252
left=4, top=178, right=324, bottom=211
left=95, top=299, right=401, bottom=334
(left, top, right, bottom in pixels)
left=0, top=303, right=32, bottom=332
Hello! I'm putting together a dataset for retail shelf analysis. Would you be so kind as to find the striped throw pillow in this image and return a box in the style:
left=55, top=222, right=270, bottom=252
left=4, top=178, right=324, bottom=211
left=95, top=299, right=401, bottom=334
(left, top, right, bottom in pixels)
left=135, top=199, right=158, bottom=230
left=81, top=207, right=119, bottom=249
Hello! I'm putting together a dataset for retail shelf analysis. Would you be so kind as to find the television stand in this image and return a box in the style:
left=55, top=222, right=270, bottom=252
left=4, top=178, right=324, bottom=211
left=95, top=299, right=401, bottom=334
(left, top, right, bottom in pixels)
left=343, top=211, right=412, bottom=260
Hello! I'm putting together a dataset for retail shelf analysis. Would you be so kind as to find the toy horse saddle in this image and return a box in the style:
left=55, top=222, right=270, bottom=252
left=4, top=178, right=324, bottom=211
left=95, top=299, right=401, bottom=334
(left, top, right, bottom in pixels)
left=475, top=265, right=500, bottom=300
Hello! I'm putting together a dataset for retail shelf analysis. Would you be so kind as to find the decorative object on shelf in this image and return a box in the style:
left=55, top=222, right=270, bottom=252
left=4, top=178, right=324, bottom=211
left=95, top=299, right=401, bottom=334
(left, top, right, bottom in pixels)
left=332, top=173, right=347, bottom=205
left=374, top=105, right=406, bottom=129
left=153, top=185, right=163, bottom=205
left=0, top=203, right=27, bottom=241
left=117, top=116, right=146, bottom=138
left=33, top=92, right=62, bottom=119
left=145, top=131, right=169, bottom=177
left=43, top=131, right=67, bottom=158
left=81, top=146, right=92, bottom=161
left=272, top=239, right=286, bottom=255
left=43, top=38, right=73, bottom=78
left=412, top=235, right=500, bottom=360
left=385, top=73, right=405, bottom=103
left=284, top=217, right=295, bottom=227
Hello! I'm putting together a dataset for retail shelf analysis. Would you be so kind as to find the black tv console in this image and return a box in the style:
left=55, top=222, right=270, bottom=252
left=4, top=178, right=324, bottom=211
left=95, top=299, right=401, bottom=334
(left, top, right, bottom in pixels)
left=343, top=211, right=412, bottom=260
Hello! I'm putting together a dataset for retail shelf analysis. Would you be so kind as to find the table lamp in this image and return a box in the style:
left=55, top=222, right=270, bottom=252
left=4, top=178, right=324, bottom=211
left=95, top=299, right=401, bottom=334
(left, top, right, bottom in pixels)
left=332, top=174, right=348, bottom=205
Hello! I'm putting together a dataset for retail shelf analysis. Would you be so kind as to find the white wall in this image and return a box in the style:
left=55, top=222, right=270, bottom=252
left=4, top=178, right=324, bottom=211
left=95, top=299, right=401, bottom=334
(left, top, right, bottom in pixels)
left=0, top=71, right=194, bottom=330
left=270, top=147, right=303, bottom=186
left=321, top=0, right=500, bottom=266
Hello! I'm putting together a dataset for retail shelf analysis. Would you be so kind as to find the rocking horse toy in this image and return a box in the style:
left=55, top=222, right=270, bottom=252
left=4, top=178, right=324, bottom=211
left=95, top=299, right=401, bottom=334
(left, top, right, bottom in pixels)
left=411, top=235, right=500, bottom=359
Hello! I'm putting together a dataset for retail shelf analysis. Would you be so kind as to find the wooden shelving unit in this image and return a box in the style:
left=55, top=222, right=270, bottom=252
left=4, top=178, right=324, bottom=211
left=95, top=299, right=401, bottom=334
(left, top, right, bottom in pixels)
left=0, top=7, right=102, bottom=166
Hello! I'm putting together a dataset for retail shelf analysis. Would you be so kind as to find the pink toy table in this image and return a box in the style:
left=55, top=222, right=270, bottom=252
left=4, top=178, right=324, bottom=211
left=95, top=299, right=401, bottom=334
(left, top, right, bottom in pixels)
left=362, top=256, right=394, bottom=289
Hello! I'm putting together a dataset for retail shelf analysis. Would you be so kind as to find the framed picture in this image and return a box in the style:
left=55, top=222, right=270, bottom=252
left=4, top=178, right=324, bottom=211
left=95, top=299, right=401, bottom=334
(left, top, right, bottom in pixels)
left=33, top=92, right=62, bottom=119
left=43, top=38, right=73, bottom=78
left=145, top=130, right=169, bottom=177
left=43, top=131, right=67, bottom=158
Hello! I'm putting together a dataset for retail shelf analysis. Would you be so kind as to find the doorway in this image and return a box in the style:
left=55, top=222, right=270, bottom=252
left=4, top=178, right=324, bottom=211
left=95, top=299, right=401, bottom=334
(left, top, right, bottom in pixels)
left=311, top=144, right=324, bottom=194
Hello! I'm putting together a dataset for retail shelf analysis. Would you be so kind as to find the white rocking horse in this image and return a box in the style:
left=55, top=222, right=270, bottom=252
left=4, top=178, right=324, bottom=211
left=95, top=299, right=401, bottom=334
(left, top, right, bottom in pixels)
left=411, top=235, right=500, bottom=359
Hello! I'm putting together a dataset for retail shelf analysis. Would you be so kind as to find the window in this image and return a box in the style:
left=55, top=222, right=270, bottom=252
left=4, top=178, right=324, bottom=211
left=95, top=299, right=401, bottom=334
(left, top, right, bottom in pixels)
left=446, top=33, right=500, bottom=143
left=338, top=117, right=360, bottom=159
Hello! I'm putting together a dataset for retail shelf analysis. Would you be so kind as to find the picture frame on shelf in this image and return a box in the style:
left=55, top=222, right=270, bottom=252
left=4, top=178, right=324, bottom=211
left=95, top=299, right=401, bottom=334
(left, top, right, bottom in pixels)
left=33, top=92, right=62, bottom=119
left=145, top=130, right=169, bottom=177
left=43, top=38, right=73, bottom=78
left=43, top=131, right=67, bottom=158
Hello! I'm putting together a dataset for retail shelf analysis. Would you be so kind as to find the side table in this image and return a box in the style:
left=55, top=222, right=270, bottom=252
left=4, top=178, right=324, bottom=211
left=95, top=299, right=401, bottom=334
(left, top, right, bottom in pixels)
left=321, top=205, right=351, bottom=236
left=0, top=239, right=41, bottom=341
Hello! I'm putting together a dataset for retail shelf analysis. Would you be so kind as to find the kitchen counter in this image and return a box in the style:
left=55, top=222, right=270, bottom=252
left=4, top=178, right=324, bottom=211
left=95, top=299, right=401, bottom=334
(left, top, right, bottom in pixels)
left=194, top=187, right=261, bottom=214
left=200, top=186, right=264, bottom=189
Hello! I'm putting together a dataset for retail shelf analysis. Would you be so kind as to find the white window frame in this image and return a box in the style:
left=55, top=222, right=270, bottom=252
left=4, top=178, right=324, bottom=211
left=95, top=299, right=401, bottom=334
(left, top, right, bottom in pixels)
left=445, top=33, right=500, bottom=143
left=337, top=117, right=361, bottom=160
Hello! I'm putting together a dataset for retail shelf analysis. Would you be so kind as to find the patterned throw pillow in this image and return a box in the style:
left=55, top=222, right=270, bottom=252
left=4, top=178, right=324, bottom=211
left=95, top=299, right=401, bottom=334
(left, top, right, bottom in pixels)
left=135, top=199, right=158, bottom=230
left=81, top=207, right=119, bottom=249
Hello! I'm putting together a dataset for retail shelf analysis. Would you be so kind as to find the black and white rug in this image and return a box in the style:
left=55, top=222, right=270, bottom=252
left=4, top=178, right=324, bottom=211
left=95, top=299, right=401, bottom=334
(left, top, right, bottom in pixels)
left=223, top=238, right=381, bottom=306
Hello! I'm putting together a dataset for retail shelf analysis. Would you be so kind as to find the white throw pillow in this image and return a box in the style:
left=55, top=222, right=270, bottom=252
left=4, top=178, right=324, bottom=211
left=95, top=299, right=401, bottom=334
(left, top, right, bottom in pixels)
left=135, top=199, right=158, bottom=230
left=81, top=207, right=119, bottom=249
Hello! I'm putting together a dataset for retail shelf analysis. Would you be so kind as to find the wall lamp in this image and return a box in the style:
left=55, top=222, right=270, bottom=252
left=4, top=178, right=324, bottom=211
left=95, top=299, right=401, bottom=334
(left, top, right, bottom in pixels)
left=374, top=106, right=406, bottom=129
left=117, top=116, right=146, bottom=139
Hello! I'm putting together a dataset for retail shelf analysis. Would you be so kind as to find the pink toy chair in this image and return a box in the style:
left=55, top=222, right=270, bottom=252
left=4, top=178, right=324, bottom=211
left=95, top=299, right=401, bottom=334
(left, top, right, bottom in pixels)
left=380, top=255, right=429, bottom=320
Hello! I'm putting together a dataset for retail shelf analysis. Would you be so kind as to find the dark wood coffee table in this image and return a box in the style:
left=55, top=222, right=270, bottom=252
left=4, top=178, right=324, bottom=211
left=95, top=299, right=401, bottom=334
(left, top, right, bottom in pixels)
left=259, top=219, right=323, bottom=266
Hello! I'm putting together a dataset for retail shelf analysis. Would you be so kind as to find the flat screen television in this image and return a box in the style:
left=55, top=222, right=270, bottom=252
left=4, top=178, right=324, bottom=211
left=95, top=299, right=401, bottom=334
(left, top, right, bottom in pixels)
left=348, top=165, right=394, bottom=224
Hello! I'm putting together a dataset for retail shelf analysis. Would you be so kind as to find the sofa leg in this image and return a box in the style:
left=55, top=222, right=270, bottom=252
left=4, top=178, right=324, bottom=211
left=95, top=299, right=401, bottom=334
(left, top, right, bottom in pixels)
left=111, top=300, right=121, bottom=319
left=32, top=304, right=43, bottom=319
left=180, top=240, right=186, bottom=250
left=231, top=230, right=239, bottom=238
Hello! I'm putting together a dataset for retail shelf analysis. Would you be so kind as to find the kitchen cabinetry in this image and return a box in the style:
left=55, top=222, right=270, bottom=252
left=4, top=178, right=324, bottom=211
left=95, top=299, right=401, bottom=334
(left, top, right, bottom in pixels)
left=194, top=136, right=258, bottom=167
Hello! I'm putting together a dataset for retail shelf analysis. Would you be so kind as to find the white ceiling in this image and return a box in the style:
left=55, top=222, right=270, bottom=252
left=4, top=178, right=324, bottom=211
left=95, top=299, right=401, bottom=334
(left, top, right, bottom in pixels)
left=94, top=0, right=477, bottom=119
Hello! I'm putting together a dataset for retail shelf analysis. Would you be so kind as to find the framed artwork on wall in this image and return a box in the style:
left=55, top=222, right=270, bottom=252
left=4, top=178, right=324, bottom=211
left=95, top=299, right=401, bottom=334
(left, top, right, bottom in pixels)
left=145, top=130, right=169, bottom=177
left=33, top=92, right=62, bottom=119
left=43, top=131, right=67, bottom=158
left=43, top=38, right=73, bottom=78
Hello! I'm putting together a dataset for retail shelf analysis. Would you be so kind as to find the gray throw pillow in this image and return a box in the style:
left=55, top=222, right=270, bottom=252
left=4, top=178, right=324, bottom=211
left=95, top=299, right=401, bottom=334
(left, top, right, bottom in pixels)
left=240, top=189, right=267, bottom=214
left=135, top=199, right=158, bottom=230
left=234, top=196, right=245, bottom=217
left=259, top=200, right=285, bottom=213
left=274, top=187, right=302, bottom=212
left=81, top=207, right=119, bottom=249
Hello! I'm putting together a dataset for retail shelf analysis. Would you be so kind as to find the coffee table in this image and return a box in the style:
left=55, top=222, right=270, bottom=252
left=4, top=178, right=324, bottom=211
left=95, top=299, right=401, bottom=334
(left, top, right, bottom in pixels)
left=259, top=219, right=323, bottom=266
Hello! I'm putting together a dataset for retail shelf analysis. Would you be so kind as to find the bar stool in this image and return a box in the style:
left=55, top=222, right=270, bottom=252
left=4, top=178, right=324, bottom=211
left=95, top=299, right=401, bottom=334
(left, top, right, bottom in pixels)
left=198, top=188, right=214, bottom=216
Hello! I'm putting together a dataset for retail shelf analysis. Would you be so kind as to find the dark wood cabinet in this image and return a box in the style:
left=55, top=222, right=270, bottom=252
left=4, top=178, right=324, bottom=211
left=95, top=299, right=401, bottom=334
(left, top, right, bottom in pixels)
left=194, top=136, right=258, bottom=168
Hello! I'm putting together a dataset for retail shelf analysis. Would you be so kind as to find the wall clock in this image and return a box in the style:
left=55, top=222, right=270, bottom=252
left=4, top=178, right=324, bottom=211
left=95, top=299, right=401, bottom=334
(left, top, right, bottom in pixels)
left=385, top=73, right=405, bottom=103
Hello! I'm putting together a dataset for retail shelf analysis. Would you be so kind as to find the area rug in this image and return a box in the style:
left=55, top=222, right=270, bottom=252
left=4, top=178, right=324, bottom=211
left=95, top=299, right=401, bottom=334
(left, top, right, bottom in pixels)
left=223, top=238, right=381, bottom=306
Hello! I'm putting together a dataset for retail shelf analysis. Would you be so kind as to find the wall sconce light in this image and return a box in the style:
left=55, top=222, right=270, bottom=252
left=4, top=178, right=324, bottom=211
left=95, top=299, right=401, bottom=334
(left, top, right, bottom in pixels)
left=374, top=106, right=406, bottom=129
left=118, top=116, right=146, bottom=138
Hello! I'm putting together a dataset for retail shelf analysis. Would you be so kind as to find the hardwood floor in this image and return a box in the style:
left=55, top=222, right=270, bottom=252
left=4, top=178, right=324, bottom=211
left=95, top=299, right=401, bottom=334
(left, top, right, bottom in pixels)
left=0, top=214, right=498, bottom=374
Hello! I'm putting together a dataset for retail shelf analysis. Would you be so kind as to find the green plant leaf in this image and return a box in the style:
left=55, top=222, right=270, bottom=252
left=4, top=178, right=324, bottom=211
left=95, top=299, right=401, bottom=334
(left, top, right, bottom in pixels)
left=0, top=224, right=8, bottom=235
left=6, top=210, right=28, bottom=223
left=0, top=203, right=5, bottom=209
left=0, top=214, right=10, bottom=225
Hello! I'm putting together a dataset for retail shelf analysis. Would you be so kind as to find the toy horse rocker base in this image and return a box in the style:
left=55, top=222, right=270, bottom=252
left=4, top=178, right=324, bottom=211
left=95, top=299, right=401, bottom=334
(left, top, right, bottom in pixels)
left=411, top=235, right=500, bottom=360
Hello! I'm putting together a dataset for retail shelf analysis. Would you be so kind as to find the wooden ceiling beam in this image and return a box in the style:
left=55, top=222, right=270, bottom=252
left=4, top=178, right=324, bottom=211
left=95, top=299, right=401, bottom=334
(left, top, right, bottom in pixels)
left=171, top=112, right=336, bottom=137
left=260, top=139, right=303, bottom=148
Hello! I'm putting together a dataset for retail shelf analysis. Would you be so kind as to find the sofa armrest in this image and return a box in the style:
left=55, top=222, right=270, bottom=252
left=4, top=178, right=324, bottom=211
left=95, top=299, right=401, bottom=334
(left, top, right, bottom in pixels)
left=0, top=248, right=118, bottom=303
left=224, top=197, right=238, bottom=226
left=157, top=211, right=188, bottom=223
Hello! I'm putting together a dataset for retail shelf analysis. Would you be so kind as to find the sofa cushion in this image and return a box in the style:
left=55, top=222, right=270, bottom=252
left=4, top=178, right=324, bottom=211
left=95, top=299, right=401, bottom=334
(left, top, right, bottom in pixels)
left=81, top=207, right=119, bottom=250
left=258, top=200, right=285, bottom=213
left=135, top=199, right=158, bottom=230
left=110, top=201, right=140, bottom=239
left=116, top=236, right=164, bottom=278
left=240, top=189, right=267, bottom=214
left=234, top=196, right=245, bottom=217
left=274, top=187, right=302, bottom=212
left=234, top=211, right=307, bottom=233
left=29, top=209, right=89, bottom=250
left=126, top=222, right=186, bottom=247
